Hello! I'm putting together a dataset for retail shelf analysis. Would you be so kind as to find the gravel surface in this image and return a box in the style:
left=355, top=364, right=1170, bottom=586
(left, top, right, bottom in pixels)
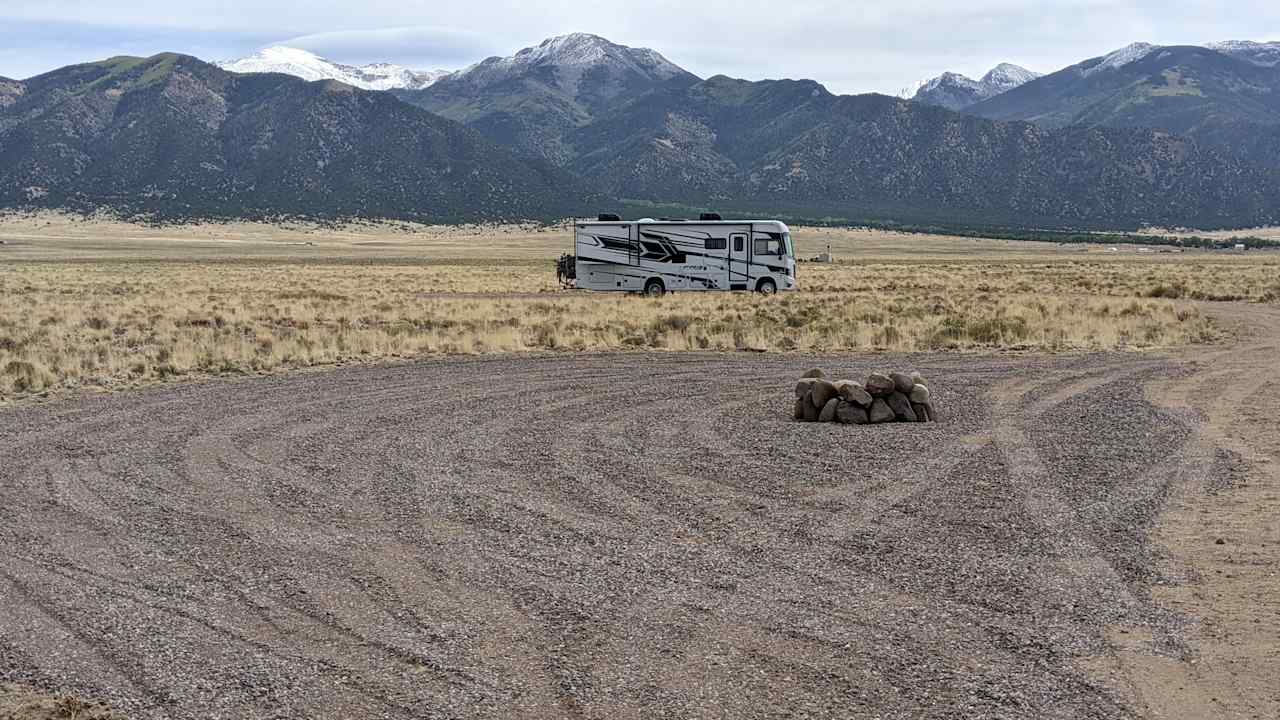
left=0, top=351, right=1200, bottom=719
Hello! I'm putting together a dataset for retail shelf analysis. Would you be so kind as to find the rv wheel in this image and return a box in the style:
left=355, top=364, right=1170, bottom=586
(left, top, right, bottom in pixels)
left=756, top=278, right=777, bottom=295
left=643, top=279, right=665, bottom=297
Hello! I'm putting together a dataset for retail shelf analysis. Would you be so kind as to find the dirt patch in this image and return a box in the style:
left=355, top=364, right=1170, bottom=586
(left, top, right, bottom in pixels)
left=0, top=684, right=123, bottom=720
left=1098, top=303, right=1280, bottom=719
left=2, top=307, right=1279, bottom=719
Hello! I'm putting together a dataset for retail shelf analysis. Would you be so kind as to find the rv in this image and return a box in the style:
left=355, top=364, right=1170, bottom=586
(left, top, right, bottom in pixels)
left=560, top=214, right=797, bottom=296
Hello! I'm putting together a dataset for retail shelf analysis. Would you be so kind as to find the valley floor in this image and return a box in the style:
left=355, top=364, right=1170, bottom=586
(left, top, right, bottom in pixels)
left=0, top=216, right=1277, bottom=718
left=4, top=214, right=1278, bottom=405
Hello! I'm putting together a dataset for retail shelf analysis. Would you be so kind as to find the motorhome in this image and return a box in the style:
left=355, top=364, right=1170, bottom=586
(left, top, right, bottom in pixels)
left=559, top=214, right=797, bottom=296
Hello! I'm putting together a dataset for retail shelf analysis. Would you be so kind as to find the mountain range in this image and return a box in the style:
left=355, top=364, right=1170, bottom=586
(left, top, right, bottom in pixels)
left=392, top=34, right=699, bottom=165
left=3, top=34, right=1280, bottom=229
left=908, top=64, right=1042, bottom=110
left=565, top=75, right=1277, bottom=228
left=963, top=41, right=1280, bottom=173
left=967, top=42, right=1280, bottom=131
left=0, top=53, right=588, bottom=221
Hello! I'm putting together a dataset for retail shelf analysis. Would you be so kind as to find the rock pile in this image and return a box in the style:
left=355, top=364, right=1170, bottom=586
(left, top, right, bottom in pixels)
left=793, top=368, right=937, bottom=425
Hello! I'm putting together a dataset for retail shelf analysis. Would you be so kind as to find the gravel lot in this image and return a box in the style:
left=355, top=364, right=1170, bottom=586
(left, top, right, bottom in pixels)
left=0, top=350, right=1221, bottom=718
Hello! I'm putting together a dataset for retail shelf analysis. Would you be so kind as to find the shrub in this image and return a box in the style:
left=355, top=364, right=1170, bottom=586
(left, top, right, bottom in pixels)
left=1144, top=283, right=1186, bottom=299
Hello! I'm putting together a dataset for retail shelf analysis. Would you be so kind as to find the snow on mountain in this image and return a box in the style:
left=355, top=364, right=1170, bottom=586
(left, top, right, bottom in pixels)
left=910, top=64, right=1039, bottom=110
left=1073, top=40, right=1280, bottom=77
left=981, top=63, right=1041, bottom=93
left=1207, top=40, right=1280, bottom=67
left=447, top=32, right=688, bottom=96
left=1081, top=42, right=1158, bottom=77
left=217, top=46, right=450, bottom=91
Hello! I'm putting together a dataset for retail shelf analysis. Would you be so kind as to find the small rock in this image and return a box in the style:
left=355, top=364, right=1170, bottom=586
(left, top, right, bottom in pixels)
left=800, top=368, right=825, bottom=379
left=887, top=391, right=917, bottom=422
left=911, top=372, right=927, bottom=387
left=802, top=391, right=820, bottom=421
left=836, top=401, right=869, bottom=425
left=794, top=397, right=806, bottom=420
left=839, top=383, right=874, bottom=408
left=865, top=373, right=896, bottom=397
left=1215, top=538, right=1226, bottom=545
left=819, top=398, right=839, bottom=423
left=890, top=372, right=916, bottom=394
left=810, top=379, right=838, bottom=409
left=909, top=384, right=930, bottom=404
left=795, top=377, right=819, bottom=399
left=868, top=398, right=895, bottom=423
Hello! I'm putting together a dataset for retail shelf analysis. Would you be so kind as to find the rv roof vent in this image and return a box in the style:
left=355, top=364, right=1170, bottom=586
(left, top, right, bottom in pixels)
left=700, top=212, right=723, bottom=221
left=597, top=213, right=621, bottom=222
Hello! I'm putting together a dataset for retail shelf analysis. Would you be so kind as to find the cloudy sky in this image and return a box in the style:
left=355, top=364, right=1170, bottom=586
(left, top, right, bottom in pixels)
left=2, top=1, right=1278, bottom=95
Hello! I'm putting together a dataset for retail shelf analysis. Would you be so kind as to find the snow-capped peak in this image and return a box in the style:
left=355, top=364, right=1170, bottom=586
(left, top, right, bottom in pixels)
left=909, top=63, right=1039, bottom=110
left=217, top=46, right=451, bottom=91
left=1081, top=42, right=1158, bottom=76
left=1207, top=40, right=1280, bottom=67
left=449, top=32, right=689, bottom=97
left=981, top=63, right=1041, bottom=92
left=920, top=71, right=983, bottom=93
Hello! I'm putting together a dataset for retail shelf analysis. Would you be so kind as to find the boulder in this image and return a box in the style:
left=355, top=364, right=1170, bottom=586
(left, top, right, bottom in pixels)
left=923, top=403, right=938, bottom=422
left=810, top=379, right=838, bottom=409
left=887, top=391, right=917, bottom=422
left=891, top=372, right=916, bottom=394
left=794, top=397, right=806, bottom=420
left=865, top=373, right=896, bottom=397
left=800, top=368, right=825, bottom=379
left=909, top=384, right=930, bottom=404
left=795, top=377, right=819, bottom=399
left=868, top=398, right=895, bottom=423
left=802, top=391, right=820, bottom=421
left=838, top=383, right=874, bottom=408
left=836, top=401, right=869, bottom=425
left=819, top=398, right=839, bottom=423
left=911, top=402, right=930, bottom=422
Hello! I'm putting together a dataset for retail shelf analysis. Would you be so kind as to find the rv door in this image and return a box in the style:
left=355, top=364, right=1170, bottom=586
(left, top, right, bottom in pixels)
left=728, top=229, right=750, bottom=290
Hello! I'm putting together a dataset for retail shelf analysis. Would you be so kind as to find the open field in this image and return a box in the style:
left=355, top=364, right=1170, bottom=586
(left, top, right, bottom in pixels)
left=4, top=214, right=1279, bottom=403
left=8, top=211, right=1277, bottom=260
left=1141, top=224, right=1280, bottom=242
left=1, top=304, right=1277, bottom=719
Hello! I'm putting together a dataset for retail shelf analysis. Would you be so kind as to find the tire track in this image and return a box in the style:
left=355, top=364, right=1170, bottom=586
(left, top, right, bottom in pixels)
left=0, top=350, right=1234, bottom=719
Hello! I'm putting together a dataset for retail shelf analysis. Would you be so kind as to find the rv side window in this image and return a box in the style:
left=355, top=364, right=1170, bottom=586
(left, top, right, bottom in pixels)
left=705, top=238, right=727, bottom=250
left=754, top=238, right=783, bottom=256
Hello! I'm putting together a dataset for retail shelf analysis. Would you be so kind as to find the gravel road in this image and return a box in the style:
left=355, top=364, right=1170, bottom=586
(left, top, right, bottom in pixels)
left=0, top=344, right=1253, bottom=718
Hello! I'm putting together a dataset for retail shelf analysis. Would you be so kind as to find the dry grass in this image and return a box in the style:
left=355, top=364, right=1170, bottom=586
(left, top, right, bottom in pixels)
left=1, top=212, right=1275, bottom=403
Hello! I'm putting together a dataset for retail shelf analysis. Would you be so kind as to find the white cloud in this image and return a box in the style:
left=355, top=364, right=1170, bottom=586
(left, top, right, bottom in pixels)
left=277, top=26, right=501, bottom=69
